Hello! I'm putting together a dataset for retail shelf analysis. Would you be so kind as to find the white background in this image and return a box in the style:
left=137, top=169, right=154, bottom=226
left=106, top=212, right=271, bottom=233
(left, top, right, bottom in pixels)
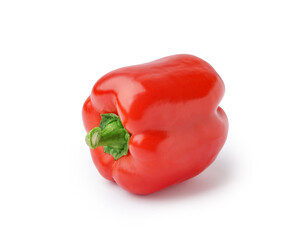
left=1, top=0, right=297, bottom=239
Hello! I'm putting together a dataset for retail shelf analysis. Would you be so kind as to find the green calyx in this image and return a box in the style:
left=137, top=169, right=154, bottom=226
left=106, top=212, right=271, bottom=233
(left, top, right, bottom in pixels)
left=85, top=113, right=130, bottom=160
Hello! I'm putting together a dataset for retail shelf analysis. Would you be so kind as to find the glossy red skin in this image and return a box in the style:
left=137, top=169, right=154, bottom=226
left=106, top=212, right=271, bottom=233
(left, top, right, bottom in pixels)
left=83, top=54, right=228, bottom=195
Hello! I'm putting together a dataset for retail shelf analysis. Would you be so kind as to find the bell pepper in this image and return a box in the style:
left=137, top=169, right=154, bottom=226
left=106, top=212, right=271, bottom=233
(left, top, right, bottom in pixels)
left=82, top=54, right=228, bottom=195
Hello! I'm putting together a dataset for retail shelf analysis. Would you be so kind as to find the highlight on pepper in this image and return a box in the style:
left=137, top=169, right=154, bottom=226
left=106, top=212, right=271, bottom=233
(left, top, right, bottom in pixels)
left=83, top=54, right=228, bottom=195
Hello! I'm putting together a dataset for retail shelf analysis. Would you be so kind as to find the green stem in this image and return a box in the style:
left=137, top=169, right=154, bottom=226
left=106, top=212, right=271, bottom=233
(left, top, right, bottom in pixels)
left=85, top=113, right=130, bottom=160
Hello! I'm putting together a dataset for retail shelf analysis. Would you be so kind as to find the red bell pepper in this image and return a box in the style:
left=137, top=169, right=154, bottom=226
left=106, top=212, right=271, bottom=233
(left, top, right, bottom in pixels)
left=83, top=54, right=228, bottom=195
